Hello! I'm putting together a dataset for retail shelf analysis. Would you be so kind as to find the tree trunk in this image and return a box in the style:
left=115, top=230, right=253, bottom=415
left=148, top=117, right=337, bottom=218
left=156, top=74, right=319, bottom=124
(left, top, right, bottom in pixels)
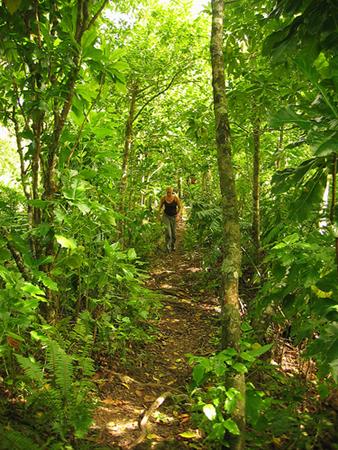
left=330, top=153, right=337, bottom=225
left=252, top=116, right=261, bottom=264
left=119, top=83, right=138, bottom=242
left=210, top=0, right=245, bottom=448
left=275, top=126, right=284, bottom=169
left=120, top=83, right=138, bottom=218
left=330, top=153, right=338, bottom=272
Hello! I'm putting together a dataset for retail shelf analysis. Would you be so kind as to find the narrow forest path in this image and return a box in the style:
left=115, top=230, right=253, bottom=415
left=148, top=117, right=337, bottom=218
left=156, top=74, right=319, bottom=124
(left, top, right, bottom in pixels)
left=92, top=224, right=219, bottom=449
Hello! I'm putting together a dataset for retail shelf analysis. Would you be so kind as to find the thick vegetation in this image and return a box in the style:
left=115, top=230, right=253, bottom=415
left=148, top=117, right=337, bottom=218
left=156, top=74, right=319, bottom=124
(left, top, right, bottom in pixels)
left=0, top=0, right=337, bottom=448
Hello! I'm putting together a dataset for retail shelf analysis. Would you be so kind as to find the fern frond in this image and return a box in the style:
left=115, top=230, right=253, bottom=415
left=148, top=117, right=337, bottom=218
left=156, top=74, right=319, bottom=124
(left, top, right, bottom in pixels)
left=0, top=426, right=40, bottom=450
left=76, top=355, right=95, bottom=377
left=16, top=354, right=44, bottom=385
left=69, top=400, right=94, bottom=438
left=46, top=340, right=73, bottom=400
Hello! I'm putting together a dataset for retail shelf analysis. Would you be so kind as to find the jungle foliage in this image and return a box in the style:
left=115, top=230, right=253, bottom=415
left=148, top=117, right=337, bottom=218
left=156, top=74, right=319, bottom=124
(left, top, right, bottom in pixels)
left=0, top=0, right=337, bottom=448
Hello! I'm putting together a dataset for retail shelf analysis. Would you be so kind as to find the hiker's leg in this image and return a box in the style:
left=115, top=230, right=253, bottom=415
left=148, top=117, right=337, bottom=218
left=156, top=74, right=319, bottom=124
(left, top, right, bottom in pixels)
left=162, top=214, right=172, bottom=251
left=170, top=216, right=176, bottom=249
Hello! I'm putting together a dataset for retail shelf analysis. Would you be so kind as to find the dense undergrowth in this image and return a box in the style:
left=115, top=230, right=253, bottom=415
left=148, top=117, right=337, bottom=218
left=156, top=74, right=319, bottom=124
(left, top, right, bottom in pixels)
left=0, top=182, right=163, bottom=449
left=183, top=196, right=338, bottom=449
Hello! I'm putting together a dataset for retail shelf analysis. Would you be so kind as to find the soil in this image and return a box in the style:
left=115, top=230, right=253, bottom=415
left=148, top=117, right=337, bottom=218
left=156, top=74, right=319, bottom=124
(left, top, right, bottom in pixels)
left=92, top=224, right=220, bottom=449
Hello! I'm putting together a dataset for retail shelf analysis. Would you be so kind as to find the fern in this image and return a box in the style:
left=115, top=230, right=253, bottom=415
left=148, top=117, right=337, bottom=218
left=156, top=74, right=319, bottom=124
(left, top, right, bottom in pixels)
left=46, top=340, right=73, bottom=400
left=69, top=400, right=94, bottom=438
left=16, top=354, right=44, bottom=385
left=76, top=355, right=95, bottom=377
left=0, top=426, right=40, bottom=450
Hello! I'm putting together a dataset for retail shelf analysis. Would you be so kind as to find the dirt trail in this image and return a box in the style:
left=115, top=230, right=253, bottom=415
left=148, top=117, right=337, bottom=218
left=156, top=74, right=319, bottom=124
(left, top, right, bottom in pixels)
left=92, top=226, right=219, bottom=449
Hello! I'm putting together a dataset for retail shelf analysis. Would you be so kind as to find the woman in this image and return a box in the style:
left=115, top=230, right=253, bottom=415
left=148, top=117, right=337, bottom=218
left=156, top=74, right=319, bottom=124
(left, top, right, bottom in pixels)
left=158, top=186, right=182, bottom=252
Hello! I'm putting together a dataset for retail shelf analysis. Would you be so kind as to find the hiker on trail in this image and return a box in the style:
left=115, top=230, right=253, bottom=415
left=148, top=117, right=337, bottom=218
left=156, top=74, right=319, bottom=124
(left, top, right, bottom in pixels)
left=158, top=186, right=182, bottom=252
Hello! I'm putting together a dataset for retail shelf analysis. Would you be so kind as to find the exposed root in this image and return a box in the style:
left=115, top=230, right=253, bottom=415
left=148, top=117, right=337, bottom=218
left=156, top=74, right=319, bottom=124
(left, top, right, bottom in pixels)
left=129, top=391, right=172, bottom=448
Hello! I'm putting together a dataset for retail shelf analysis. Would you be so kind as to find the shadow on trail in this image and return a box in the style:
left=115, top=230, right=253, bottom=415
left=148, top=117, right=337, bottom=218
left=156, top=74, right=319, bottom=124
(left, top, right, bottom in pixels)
left=92, top=225, right=219, bottom=449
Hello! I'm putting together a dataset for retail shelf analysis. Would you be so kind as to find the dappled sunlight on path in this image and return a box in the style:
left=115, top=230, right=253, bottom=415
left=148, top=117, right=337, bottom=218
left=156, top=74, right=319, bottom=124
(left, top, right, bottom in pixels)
left=92, top=226, right=219, bottom=449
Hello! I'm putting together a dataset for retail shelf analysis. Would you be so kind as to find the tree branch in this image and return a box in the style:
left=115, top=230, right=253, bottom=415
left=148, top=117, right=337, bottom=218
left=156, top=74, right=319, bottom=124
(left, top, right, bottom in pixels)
left=133, top=70, right=182, bottom=123
left=86, top=0, right=109, bottom=31
left=5, top=237, right=31, bottom=282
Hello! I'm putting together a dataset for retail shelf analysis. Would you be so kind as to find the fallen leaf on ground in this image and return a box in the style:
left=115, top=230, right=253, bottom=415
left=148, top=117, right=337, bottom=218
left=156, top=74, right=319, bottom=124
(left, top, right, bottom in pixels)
left=179, top=430, right=199, bottom=438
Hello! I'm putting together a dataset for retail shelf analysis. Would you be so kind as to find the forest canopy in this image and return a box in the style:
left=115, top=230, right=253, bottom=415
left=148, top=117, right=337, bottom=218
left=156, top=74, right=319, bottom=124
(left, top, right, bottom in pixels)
left=0, top=0, right=337, bottom=448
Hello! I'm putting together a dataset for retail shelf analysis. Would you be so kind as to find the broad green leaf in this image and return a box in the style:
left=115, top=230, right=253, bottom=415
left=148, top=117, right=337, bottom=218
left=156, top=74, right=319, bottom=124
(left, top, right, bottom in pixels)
left=192, top=364, right=205, bottom=385
left=248, top=344, right=272, bottom=358
left=21, top=283, right=45, bottom=297
left=7, top=332, right=24, bottom=342
left=223, top=418, right=240, bottom=435
left=28, top=199, right=50, bottom=208
left=91, top=127, right=115, bottom=138
left=317, top=383, right=330, bottom=400
left=4, top=0, right=21, bottom=14
left=0, top=248, right=11, bottom=262
left=233, top=362, right=248, bottom=374
left=55, top=235, right=77, bottom=250
left=100, top=212, right=116, bottom=226
left=37, top=273, right=58, bottom=291
left=179, top=431, right=197, bottom=438
left=81, top=28, right=98, bottom=51
left=314, top=133, right=338, bottom=157
left=30, top=331, right=48, bottom=342
left=127, top=248, right=137, bottom=260
left=270, top=107, right=311, bottom=130
left=203, top=404, right=216, bottom=421
left=64, top=254, right=82, bottom=269
left=329, top=359, right=338, bottom=383
left=75, top=202, right=91, bottom=214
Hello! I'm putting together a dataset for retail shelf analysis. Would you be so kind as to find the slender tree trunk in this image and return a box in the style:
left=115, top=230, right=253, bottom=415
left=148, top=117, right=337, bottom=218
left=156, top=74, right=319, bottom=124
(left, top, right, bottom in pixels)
left=330, top=154, right=338, bottom=272
left=119, top=83, right=138, bottom=241
left=210, top=0, right=245, bottom=448
left=252, top=116, right=261, bottom=264
left=120, top=84, right=138, bottom=207
left=330, top=153, right=337, bottom=224
left=275, top=126, right=284, bottom=169
left=201, top=168, right=212, bottom=194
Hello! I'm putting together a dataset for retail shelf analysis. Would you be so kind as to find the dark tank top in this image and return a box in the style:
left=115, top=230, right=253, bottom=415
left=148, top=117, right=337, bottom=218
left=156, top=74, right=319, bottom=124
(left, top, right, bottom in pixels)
left=164, top=198, right=178, bottom=216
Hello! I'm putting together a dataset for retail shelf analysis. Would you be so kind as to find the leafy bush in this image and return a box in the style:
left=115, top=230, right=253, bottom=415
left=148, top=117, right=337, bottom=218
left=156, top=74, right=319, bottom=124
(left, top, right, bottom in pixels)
left=187, top=342, right=271, bottom=446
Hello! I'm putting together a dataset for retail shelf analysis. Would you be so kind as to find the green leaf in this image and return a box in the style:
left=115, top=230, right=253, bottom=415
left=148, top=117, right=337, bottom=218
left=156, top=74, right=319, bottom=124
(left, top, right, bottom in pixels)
left=64, top=254, right=82, bottom=269
left=21, top=283, right=45, bottom=297
left=192, top=364, right=205, bottom=385
left=81, top=28, right=98, bottom=51
left=248, top=343, right=272, bottom=358
left=127, top=248, right=137, bottom=260
left=75, top=202, right=91, bottom=214
left=223, top=418, right=240, bottom=435
left=28, top=199, right=50, bottom=208
left=37, top=272, right=58, bottom=291
left=270, top=107, right=311, bottom=130
left=314, top=133, right=338, bottom=157
left=7, top=332, right=24, bottom=342
left=203, top=404, right=217, bottom=421
left=0, top=248, right=11, bottom=262
left=16, top=354, right=44, bottom=384
left=91, top=127, right=114, bottom=138
left=100, top=211, right=116, bottom=226
left=179, top=431, right=197, bottom=438
left=317, top=383, right=330, bottom=400
left=233, top=362, right=248, bottom=374
left=329, top=359, right=338, bottom=383
left=4, top=0, right=21, bottom=14
left=30, top=331, right=48, bottom=342
left=55, top=235, right=77, bottom=250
